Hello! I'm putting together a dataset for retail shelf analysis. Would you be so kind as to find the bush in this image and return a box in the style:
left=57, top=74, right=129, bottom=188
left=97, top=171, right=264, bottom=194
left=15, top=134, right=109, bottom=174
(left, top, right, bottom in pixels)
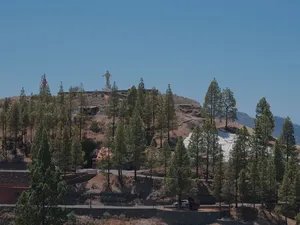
left=274, top=205, right=283, bottom=215
left=296, top=213, right=300, bottom=225
left=119, top=214, right=126, bottom=220
left=102, top=212, right=111, bottom=220
left=90, top=121, right=101, bottom=133
left=66, top=211, right=77, bottom=225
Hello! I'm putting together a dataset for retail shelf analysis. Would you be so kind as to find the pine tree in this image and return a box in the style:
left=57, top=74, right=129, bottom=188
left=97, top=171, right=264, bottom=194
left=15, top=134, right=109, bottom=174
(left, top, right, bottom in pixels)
left=202, top=120, right=219, bottom=181
left=127, top=85, right=137, bottom=118
left=258, top=157, right=268, bottom=206
left=222, top=160, right=235, bottom=207
left=213, top=146, right=224, bottom=208
left=156, top=94, right=166, bottom=148
left=128, top=105, right=145, bottom=180
left=279, top=164, right=296, bottom=207
left=66, top=86, right=72, bottom=137
left=150, top=87, right=159, bottom=128
left=57, top=126, right=72, bottom=174
left=107, top=82, right=119, bottom=140
left=143, top=93, right=154, bottom=146
left=188, top=126, right=203, bottom=178
left=8, top=102, right=20, bottom=156
left=280, top=117, right=297, bottom=164
left=119, top=100, right=128, bottom=124
left=274, top=140, right=285, bottom=184
left=138, top=78, right=146, bottom=109
left=77, top=83, right=87, bottom=141
left=248, top=160, right=259, bottom=205
left=71, top=128, right=85, bottom=173
left=167, top=137, right=191, bottom=208
left=254, top=97, right=274, bottom=159
left=113, top=120, right=127, bottom=182
left=15, top=121, right=67, bottom=225
left=0, top=98, right=10, bottom=157
left=164, top=84, right=176, bottom=145
left=160, top=141, right=171, bottom=176
left=231, top=126, right=250, bottom=207
left=19, top=87, right=29, bottom=156
left=266, top=156, right=277, bottom=203
left=99, top=123, right=114, bottom=190
left=295, top=171, right=300, bottom=205
left=203, top=78, right=222, bottom=124
left=28, top=96, right=37, bottom=143
left=221, top=88, right=237, bottom=129
left=255, top=97, right=275, bottom=132
left=39, top=74, right=52, bottom=106
left=237, top=169, right=248, bottom=206
left=145, top=140, right=157, bottom=179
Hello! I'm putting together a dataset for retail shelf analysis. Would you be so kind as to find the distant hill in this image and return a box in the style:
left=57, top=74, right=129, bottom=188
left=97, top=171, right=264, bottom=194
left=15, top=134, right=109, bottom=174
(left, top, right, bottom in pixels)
left=237, top=112, right=300, bottom=144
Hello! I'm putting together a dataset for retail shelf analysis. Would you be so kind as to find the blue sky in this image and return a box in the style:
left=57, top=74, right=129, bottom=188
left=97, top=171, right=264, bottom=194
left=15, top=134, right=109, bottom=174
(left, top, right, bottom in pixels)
left=1, top=1, right=300, bottom=123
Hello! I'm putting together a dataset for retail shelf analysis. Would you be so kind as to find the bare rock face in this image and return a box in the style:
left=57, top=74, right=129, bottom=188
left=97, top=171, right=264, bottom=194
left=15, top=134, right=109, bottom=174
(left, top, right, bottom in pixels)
left=176, top=104, right=202, bottom=118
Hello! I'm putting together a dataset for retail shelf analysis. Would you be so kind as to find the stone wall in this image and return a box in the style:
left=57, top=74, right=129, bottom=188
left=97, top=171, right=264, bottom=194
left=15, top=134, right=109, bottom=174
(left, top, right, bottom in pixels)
left=0, top=185, right=28, bottom=204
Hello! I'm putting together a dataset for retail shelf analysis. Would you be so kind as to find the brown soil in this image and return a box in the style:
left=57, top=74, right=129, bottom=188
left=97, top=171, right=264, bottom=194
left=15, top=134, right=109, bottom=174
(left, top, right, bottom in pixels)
left=73, top=216, right=167, bottom=225
left=86, top=173, right=134, bottom=193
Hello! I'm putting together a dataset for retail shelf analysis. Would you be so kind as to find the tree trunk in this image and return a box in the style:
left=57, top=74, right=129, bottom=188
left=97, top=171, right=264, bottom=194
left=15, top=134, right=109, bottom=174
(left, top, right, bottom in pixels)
left=178, top=189, right=182, bottom=209
left=134, top=153, right=137, bottom=181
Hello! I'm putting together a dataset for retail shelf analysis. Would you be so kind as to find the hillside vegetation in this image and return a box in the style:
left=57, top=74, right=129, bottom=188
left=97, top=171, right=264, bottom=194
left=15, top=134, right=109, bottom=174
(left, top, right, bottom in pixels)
left=1, top=75, right=300, bottom=224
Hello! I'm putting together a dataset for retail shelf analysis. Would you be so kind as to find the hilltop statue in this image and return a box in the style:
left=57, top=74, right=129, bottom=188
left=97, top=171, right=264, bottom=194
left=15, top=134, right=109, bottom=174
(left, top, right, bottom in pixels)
left=103, top=71, right=112, bottom=90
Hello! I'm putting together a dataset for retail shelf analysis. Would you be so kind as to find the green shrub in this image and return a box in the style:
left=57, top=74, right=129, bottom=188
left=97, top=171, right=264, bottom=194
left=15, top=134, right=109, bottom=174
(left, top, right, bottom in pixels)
left=296, top=213, right=300, bottom=225
left=90, top=121, right=101, bottom=133
left=66, top=211, right=77, bottom=225
left=103, top=212, right=111, bottom=220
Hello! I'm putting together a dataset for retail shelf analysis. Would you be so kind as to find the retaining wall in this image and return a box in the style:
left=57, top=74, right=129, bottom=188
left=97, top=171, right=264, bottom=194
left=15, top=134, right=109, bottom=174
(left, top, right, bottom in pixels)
left=71, top=207, right=157, bottom=219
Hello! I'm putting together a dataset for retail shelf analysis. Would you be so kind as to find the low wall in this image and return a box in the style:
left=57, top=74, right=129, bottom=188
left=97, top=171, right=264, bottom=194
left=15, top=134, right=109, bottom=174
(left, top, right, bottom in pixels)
left=72, top=207, right=157, bottom=219
left=157, top=209, right=229, bottom=225
left=0, top=186, right=28, bottom=204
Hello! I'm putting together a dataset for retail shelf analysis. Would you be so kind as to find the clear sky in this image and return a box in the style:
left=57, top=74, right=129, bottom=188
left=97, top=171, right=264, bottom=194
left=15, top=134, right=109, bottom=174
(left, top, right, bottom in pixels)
left=1, top=1, right=300, bottom=123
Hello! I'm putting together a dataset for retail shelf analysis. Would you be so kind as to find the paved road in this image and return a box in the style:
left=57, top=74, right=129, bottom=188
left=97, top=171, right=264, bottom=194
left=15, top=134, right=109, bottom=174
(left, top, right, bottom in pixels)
left=0, top=169, right=29, bottom=173
left=0, top=203, right=270, bottom=210
left=0, top=203, right=233, bottom=209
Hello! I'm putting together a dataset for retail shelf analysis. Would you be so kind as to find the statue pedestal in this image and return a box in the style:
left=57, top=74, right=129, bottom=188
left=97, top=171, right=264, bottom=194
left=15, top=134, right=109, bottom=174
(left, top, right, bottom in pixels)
left=102, top=88, right=111, bottom=92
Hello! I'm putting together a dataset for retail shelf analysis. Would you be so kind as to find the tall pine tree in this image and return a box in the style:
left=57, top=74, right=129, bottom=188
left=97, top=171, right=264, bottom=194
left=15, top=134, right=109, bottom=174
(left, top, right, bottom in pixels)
left=113, top=120, right=127, bottom=182
left=128, top=105, right=145, bottom=180
left=188, top=126, right=203, bottom=178
left=164, top=84, right=176, bottom=145
left=203, top=78, right=222, bottom=124
left=167, top=137, right=191, bottom=208
left=221, top=88, right=237, bottom=129
left=156, top=94, right=166, bottom=148
left=15, top=121, right=67, bottom=225
left=280, top=117, right=297, bottom=164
